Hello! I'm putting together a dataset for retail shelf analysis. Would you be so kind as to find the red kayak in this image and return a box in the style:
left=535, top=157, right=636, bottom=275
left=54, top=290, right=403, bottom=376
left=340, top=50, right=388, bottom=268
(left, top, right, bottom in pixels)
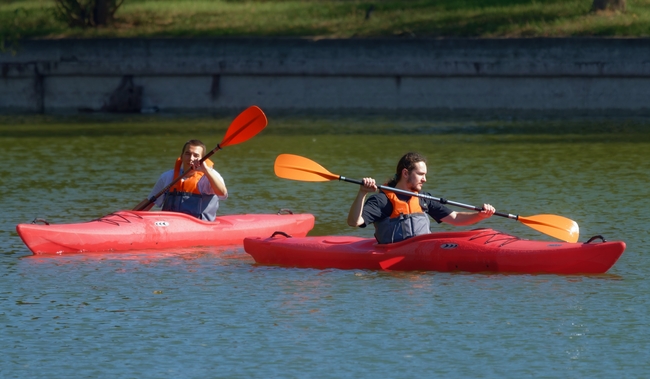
left=17, top=210, right=315, bottom=255
left=244, top=228, right=625, bottom=274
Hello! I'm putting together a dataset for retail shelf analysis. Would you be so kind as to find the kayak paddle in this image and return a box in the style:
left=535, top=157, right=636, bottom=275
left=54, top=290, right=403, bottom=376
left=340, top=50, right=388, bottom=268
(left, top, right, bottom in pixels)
left=273, top=154, right=580, bottom=243
left=133, top=105, right=268, bottom=211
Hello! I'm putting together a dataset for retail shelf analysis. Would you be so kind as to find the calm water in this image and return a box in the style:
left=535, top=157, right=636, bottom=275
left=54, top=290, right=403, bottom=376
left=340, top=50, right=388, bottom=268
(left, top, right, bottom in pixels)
left=1, top=114, right=649, bottom=378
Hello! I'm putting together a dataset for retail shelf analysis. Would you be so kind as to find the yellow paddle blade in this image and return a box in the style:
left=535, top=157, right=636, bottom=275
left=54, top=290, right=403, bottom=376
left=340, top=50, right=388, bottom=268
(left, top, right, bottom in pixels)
left=518, top=214, right=580, bottom=243
left=274, top=154, right=340, bottom=182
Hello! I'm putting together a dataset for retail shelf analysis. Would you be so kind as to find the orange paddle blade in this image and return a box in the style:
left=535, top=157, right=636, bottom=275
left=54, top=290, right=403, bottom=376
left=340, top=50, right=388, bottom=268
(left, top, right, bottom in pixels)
left=518, top=214, right=580, bottom=243
left=274, top=154, right=340, bottom=182
left=220, top=105, right=268, bottom=147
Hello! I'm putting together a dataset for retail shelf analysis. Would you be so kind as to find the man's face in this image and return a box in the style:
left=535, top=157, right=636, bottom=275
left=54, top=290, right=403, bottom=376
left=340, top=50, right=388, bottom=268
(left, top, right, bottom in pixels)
left=405, top=161, right=427, bottom=192
left=182, top=145, right=204, bottom=170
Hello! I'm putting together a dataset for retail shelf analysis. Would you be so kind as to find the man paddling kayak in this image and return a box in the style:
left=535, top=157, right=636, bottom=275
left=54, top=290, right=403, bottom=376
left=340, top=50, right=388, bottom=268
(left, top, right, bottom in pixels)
left=146, top=139, right=228, bottom=221
left=347, top=152, right=495, bottom=244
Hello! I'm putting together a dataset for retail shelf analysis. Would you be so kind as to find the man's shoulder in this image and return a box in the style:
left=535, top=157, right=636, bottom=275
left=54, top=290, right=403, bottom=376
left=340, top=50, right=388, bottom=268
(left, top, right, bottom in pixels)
left=365, top=192, right=391, bottom=213
left=156, top=169, right=175, bottom=183
left=368, top=191, right=389, bottom=203
left=419, top=193, right=443, bottom=207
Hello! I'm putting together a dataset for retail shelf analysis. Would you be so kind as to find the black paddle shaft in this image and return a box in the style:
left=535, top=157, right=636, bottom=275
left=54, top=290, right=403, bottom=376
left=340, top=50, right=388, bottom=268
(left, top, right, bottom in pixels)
left=339, top=176, right=516, bottom=220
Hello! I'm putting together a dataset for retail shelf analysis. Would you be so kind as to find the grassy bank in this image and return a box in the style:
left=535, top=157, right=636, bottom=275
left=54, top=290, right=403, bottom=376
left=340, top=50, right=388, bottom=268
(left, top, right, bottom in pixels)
left=2, top=0, right=650, bottom=41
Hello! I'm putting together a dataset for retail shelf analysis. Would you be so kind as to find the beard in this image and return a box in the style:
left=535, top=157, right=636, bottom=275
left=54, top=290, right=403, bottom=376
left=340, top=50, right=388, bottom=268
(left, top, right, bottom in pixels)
left=407, top=181, right=423, bottom=192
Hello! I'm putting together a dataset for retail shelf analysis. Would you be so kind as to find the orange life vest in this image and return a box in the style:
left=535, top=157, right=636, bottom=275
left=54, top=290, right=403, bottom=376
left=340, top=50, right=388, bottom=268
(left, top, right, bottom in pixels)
left=374, top=190, right=431, bottom=244
left=386, top=191, right=424, bottom=218
left=162, top=157, right=220, bottom=221
left=168, top=157, right=214, bottom=193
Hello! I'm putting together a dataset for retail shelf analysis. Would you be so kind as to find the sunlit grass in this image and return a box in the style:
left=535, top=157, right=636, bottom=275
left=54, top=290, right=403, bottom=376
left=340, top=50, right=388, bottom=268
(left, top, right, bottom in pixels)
left=2, top=0, right=650, bottom=39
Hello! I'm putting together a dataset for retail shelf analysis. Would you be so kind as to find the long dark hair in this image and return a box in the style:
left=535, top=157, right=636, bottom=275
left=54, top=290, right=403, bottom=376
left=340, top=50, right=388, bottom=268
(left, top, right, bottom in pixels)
left=385, top=152, right=427, bottom=187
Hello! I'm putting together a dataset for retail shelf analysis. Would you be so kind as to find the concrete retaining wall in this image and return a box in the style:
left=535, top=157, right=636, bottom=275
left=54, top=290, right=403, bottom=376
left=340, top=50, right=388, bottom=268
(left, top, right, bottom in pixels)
left=2, top=37, right=650, bottom=114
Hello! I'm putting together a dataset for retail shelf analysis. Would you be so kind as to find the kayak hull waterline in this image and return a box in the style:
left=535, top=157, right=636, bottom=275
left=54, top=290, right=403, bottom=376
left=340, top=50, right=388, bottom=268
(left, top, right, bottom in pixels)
left=17, top=211, right=315, bottom=255
left=244, top=229, right=626, bottom=274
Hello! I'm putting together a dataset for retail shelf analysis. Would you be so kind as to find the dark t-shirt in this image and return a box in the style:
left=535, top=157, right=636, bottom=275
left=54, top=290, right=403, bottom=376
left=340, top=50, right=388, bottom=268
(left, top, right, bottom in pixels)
left=360, top=192, right=453, bottom=228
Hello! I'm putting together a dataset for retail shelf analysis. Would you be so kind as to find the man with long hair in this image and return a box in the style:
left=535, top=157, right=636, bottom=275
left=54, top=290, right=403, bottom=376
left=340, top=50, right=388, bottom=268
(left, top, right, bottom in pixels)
left=347, top=152, right=495, bottom=244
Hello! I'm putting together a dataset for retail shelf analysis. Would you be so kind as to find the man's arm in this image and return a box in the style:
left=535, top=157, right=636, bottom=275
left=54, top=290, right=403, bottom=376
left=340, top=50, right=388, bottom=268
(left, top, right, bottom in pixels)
left=347, top=177, right=377, bottom=227
left=147, top=171, right=172, bottom=208
left=440, top=204, right=495, bottom=226
left=193, top=160, right=227, bottom=198
left=203, top=167, right=228, bottom=197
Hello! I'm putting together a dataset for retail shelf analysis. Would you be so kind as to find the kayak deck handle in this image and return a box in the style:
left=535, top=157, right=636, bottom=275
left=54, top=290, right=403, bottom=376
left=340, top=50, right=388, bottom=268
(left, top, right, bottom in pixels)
left=584, top=235, right=607, bottom=244
left=271, top=231, right=293, bottom=238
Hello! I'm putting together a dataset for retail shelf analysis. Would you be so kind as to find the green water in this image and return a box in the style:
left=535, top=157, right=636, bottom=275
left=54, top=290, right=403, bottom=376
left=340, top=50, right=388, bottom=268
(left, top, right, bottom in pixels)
left=1, top=114, right=649, bottom=378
